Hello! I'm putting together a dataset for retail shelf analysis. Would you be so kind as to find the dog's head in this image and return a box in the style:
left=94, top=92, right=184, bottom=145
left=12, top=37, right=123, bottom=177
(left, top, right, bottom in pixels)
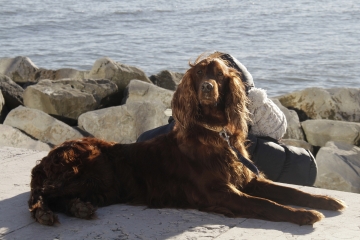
left=172, top=53, right=250, bottom=134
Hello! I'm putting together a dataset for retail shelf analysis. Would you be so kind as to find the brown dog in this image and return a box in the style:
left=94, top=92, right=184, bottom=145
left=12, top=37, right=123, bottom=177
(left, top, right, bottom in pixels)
left=28, top=53, right=346, bottom=226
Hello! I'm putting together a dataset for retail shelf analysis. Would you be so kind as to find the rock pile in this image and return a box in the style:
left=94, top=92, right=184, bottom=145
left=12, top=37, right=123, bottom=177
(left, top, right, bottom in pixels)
left=1, top=56, right=359, bottom=193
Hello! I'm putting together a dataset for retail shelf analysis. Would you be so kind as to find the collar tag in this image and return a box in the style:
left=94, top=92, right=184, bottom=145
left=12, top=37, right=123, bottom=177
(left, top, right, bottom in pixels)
left=219, top=128, right=231, bottom=146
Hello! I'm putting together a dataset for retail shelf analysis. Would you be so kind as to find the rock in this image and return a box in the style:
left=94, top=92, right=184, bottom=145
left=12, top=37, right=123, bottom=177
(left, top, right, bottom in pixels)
left=122, top=80, right=174, bottom=137
left=302, top=119, right=360, bottom=147
left=76, top=80, right=175, bottom=144
left=271, top=98, right=305, bottom=140
left=78, top=101, right=170, bottom=144
left=0, top=56, right=38, bottom=84
left=280, top=139, right=313, bottom=153
left=23, top=78, right=118, bottom=124
left=277, top=87, right=360, bottom=122
left=0, top=73, right=24, bottom=110
left=0, top=90, right=8, bottom=123
left=149, top=70, right=183, bottom=90
left=314, top=141, right=360, bottom=193
left=3, top=106, right=84, bottom=146
left=34, top=68, right=87, bottom=81
left=0, top=124, right=51, bottom=151
left=123, top=80, right=174, bottom=106
left=86, top=57, right=152, bottom=101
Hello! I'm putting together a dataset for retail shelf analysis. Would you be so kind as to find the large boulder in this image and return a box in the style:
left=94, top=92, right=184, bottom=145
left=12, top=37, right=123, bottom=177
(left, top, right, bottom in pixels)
left=23, top=78, right=118, bottom=124
left=0, top=56, right=38, bottom=84
left=0, top=56, right=91, bottom=87
left=3, top=106, right=84, bottom=146
left=0, top=73, right=24, bottom=110
left=149, top=70, right=183, bottom=91
left=78, top=101, right=169, bottom=143
left=79, top=80, right=173, bottom=143
left=271, top=98, right=304, bottom=140
left=277, top=87, right=360, bottom=122
left=123, top=79, right=174, bottom=136
left=0, top=124, right=51, bottom=151
left=86, top=57, right=152, bottom=101
left=315, top=141, right=360, bottom=193
left=302, top=119, right=360, bottom=147
left=123, top=79, right=174, bottom=106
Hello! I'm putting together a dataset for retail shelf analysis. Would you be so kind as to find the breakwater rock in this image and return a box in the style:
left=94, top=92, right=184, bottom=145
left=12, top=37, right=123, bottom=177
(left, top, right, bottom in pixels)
left=1, top=56, right=359, bottom=193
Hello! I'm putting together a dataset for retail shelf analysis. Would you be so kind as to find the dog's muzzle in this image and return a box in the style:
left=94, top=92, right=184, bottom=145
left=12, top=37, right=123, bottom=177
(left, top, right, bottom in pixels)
left=201, top=82, right=214, bottom=93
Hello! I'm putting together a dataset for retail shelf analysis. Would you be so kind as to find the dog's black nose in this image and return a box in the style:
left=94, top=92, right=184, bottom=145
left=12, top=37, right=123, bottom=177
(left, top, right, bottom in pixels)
left=201, top=82, right=213, bottom=93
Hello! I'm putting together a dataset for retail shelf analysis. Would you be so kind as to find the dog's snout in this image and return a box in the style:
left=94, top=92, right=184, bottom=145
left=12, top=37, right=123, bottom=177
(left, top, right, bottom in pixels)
left=201, top=82, right=214, bottom=93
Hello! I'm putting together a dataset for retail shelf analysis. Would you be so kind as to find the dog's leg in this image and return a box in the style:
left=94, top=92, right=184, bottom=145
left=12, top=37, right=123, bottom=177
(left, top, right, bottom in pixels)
left=206, top=185, right=326, bottom=225
left=66, top=198, right=97, bottom=219
left=28, top=164, right=59, bottom=226
left=242, top=178, right=346, bottom=211
left=28, top=188, right=59, bottom=226
left=46, top=197, right=97, bottom=219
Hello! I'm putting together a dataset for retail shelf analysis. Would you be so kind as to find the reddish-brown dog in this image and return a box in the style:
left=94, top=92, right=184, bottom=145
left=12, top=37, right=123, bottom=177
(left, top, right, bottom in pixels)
left=28, top=53, right=346, bottom=226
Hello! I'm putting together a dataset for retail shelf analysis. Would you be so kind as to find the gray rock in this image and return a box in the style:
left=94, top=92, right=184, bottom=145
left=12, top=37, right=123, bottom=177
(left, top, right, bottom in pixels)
left=0, top=124, right=51, bottom=151
left=124, top=79, right=174, bottom=107
left=79, top=81, right=174, bottom=143
left=86, top=57, right=152, bottom=101
left=0, top=73, right=24, bottom=110
left=315, top=141, right=360, bottom=193
left=271, top=98, right=305, bottom=140
left=3, top=106, right=84, bottom=146
left=34, top=68, right=87, bottom=81
left=78, top=105, right=136, bottom=143
left=302, top=119, right=360, bottom=147
left=149, top=70, right=183, bottom=90
left=123, top=80, right=174, bottom=136
left=23, top=78, right=118, bottom=122
left=0, top=56, right=38, bottom=84
left=78, top=102, right=166, bottom=143
left=78, top=101, right=169, bottom=143
left=277, top=87, right=360, bottom=122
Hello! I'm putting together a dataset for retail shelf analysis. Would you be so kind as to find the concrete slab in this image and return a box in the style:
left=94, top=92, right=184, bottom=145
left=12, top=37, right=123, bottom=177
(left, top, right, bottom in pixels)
left=1, top=146, right=359, bottom=240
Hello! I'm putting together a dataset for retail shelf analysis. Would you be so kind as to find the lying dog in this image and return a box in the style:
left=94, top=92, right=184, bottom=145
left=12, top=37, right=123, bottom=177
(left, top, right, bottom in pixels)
left=28, top=53, right=346, bottom=226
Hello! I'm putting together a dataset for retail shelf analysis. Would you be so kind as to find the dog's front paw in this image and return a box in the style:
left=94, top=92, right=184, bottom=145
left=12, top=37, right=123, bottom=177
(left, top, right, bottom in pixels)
left=69, top=198, right=97, bottom=219
left=35, top=208, right=59, bottom=226
left=295, top=209, right=324, bottom=226
left=323, top=197, right=347, bottom=211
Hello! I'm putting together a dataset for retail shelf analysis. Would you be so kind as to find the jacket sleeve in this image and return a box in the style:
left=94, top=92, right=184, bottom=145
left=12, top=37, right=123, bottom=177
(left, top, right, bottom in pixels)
left=247, top=88, right=287, bottom=140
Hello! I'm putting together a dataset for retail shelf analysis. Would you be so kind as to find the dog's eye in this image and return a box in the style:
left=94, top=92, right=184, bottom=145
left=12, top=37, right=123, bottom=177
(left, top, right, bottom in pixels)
left=197, top=70, right=203, bottom=75
left=217, top=72, right=223, bottom=77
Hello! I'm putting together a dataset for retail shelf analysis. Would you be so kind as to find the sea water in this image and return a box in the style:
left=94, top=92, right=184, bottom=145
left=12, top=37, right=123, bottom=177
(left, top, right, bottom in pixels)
left=1, top=0, right=359, bottom=96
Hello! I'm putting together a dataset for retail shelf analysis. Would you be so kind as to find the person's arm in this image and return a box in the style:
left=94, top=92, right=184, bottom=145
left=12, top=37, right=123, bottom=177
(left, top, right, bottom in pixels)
left=247, top=88, right=287, bottom=140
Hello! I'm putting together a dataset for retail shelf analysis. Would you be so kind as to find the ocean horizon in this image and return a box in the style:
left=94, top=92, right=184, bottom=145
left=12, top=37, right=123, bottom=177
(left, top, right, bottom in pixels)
left=1, top=0, right=359, bottom=96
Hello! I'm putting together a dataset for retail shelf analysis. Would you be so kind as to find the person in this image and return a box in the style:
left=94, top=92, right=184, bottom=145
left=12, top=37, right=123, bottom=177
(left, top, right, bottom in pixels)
left=137, top=52, right=317, bottom=186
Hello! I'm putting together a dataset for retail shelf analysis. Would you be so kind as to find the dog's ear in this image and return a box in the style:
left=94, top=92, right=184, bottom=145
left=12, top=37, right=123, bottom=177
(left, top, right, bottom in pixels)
left=171, top=70, right=199, bottom=129
left=225, top=70, right=250, bottom=134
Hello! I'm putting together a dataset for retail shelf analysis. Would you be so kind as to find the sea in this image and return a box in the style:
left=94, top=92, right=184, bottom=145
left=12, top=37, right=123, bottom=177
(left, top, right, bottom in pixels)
left=1, top=0, right=359, bottom=96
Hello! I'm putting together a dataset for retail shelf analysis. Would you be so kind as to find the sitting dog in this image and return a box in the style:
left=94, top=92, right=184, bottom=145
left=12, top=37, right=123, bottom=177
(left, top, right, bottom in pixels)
left=28, top=53, right=346, bottom=226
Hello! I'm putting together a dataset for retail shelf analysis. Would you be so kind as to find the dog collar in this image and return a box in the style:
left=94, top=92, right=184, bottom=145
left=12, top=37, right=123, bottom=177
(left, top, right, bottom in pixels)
left=201, top=123, right=225, bottom=132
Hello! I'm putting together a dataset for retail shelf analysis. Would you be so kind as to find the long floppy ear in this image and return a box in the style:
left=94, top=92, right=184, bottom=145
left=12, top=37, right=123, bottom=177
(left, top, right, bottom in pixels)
left=225, top=70, right=251, bottom=134
left=171, top=70, right=199, bottom=129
